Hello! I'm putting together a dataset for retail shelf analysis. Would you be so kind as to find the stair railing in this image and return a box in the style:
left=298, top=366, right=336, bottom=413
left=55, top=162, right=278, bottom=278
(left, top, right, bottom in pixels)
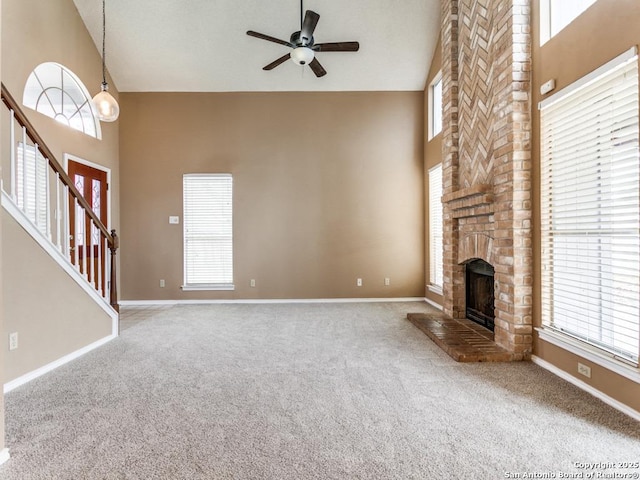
left=1, top=83, right=119, bottom=312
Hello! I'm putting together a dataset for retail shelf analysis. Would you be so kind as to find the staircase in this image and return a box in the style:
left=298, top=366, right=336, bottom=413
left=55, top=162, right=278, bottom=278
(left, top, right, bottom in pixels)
left=1, top=83, right=119, bottom=390
left=1, top=83, right=119, bottom=313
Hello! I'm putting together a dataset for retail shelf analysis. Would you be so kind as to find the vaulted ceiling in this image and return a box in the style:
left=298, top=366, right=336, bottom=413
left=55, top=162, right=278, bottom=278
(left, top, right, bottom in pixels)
left=72, top=0, right=441, bottom=92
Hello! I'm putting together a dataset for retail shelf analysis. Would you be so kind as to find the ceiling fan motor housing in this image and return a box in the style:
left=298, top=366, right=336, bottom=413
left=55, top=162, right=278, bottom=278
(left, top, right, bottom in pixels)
left=290, top=31, right=314, bottom=48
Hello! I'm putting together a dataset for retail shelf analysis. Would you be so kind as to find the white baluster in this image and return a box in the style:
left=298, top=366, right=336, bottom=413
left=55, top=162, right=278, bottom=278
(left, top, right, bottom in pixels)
left=81, top=210, right=88, bottom=280
left=10, top=110, right=16, bottom=200
left=21, top=127, right=27, bottom=212
left=97, top=234, right=103, bottom=295
left=46, top=161, right=51, bottom=240
left=34, top=144, right=40, bottom=229
left=89, top=222, right=94, bottom=288
left=74, top=198, right=80, bottom=270
left=65, top=184, right=71, bottom=258
left=56, top=173, right=62, bottom=251
left=106, top=246, right=111, bottom=301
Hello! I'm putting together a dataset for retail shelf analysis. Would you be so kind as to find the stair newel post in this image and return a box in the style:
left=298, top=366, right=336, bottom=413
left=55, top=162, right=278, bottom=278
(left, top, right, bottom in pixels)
left=109, top=229, right=119, bottom=314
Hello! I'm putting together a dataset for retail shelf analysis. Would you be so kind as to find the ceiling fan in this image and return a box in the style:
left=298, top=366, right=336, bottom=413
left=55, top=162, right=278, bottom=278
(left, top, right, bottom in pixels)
left=246, top=1, right=360, bottom=78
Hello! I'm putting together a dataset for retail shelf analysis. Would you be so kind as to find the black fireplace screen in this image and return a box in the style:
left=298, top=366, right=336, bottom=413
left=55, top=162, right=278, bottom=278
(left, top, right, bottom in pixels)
left=465, top=259, right=495, bottom=331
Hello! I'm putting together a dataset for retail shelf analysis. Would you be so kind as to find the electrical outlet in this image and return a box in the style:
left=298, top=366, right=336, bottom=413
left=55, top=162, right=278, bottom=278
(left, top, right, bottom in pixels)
left=9, top=332, right=18, bottom=351
left=159, top=279, right=165, bottom=288
left=169, top=216, right=180, bottom=224
left=577, top=362, right=591, bottom=378
left=384, top=277, right=391, bottom=286
left=356, top=278, right=363, bottom=287
left=250, top=279, right=256, bottom=288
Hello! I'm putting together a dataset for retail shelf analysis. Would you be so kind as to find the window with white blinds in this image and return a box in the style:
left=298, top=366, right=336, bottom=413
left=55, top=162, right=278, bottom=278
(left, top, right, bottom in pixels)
left=429, top=74, right=443, bottom=139
left=16, top=142, right=48, bottom=235
left=429, top=164, right=443, bottom=291
left=539, top=48, right=640, bottom=364
left=183, top=174, right=234, bottom=290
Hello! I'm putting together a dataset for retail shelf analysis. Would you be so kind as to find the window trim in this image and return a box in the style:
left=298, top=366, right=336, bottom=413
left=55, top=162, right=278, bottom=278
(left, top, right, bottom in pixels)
left=428, top=72, right=443, bottom=141
left=22, top=62, right=102, bottom=139
left=539, top=47, right=637, bottom=110
left=538, top=46, right=640, bottom=369
left=428, top=164, right=443, bottom=293
left=539, top=0, right=599, bottom=45
left=537, top=328, right=640, bottom=384
left=181, top=173, right=234, bottom=291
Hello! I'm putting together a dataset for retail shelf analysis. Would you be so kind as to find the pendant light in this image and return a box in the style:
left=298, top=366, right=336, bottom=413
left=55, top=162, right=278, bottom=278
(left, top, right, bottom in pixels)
left=92, top=0, right=119, bottom=122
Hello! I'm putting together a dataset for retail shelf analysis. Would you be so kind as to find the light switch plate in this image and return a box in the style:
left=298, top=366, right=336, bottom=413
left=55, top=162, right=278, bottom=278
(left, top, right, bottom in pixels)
left=169, top=216, right=180, bottom=224
left=540, top=79, right=556, bottom=95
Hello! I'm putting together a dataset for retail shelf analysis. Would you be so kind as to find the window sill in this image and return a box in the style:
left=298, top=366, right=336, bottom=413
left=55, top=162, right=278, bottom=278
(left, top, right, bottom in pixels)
left=536, top=327, right=640, bottom=384
left=427, top=284, right=443, bottom=295
left=181, top=284, right=235, bottom=291
left=427, top=130, right=442, bottom=142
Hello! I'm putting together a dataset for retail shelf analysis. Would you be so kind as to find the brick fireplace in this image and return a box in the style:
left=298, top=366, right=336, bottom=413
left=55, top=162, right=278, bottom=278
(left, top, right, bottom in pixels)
left=440, top=0, right=533, bottom=360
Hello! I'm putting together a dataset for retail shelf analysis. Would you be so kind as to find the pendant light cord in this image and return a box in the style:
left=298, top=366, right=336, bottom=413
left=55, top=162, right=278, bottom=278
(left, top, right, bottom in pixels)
left=101, top=0, right=107, bottom=86
left=300, top=0, right=303, bottom=30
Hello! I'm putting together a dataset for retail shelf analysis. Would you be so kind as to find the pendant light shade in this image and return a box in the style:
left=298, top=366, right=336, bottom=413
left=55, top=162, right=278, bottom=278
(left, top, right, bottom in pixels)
left=92, top=0, right=119, bottom=122
left=93, top=82, right=119, bottom=122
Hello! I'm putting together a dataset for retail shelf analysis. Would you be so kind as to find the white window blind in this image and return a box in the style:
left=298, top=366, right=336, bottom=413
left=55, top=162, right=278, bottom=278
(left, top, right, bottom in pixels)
left=429, top=164, right=443, bottom=290
left=183, top=174, right=234, bottom=289
left=540, top=49, right=639, bottom=364
left=16, top=142, right=48, bottom=234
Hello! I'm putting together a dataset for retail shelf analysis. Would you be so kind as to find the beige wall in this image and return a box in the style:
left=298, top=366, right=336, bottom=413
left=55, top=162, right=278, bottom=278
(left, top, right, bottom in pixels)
left=532, top=0, right=640, bottom=411
left=119, top=91, right=425, bottom=300
left=1, top=0, right=120, bottom=383
left=2, top=212, right=113, bottom=383
left=424, top=37, right=443, bottom=306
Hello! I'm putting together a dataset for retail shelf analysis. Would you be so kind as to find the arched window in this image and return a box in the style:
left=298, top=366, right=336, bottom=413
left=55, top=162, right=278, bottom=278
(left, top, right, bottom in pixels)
left=23, top=62, right=102, bottom=139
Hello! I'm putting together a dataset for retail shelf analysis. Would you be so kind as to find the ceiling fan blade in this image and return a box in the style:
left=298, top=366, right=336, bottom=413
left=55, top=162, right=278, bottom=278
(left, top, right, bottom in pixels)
left=300, top=10, right=320, bottom=43
left=263, top=53, right=291, bottom=71
left=308, top=58, right=327, bottom=78
left=247, top=30, right=293, bottom=47
left=313, top=42, right=360, bottom=52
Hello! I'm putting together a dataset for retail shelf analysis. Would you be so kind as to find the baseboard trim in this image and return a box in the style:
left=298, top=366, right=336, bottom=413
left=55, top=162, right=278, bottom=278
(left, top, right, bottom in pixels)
left=120, top=297, right=426, bottom=307
left=3, top=333, right=117, bottom=394
left=0, top=448, right=10, bottom=466
left=531, top=355, right=640, bottom=422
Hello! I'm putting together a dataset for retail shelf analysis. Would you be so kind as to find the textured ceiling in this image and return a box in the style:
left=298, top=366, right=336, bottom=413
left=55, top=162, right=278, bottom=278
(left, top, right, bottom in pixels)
left=72, top=0, right=441, bottom=92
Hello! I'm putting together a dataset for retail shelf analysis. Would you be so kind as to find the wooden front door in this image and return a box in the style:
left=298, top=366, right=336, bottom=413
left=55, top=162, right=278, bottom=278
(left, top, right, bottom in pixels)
left=68, top=160, right=108, bottom=294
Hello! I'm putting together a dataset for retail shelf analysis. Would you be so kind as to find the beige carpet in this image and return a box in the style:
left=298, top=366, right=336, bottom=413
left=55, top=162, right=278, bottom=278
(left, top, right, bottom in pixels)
left=1, top=302, right=639, bottom=479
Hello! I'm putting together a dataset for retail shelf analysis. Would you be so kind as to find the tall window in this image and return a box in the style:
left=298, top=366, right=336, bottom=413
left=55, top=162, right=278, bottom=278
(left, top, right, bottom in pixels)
left=23, top=62, right=101, bottom=139
left=16, top=143, right=48, bottom=235
left=429, top=164, right=443, bottom=291
left=540, top=0, right=598, bottom=44
left=540, top=48, right=639, bottom=364
left=429, top=73, right=443, bottom=139
left=183, top=174, right=234, bottom=290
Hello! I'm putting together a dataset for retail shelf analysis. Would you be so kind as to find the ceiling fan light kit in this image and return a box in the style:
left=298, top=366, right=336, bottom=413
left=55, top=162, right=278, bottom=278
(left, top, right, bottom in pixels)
left=291, top=47, right=314, bottom=66
left=246, top=1, right=359, bottom=77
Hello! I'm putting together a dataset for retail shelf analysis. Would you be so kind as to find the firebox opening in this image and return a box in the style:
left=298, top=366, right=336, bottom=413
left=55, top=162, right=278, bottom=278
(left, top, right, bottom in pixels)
left=465, top=259, right=495, bottom=332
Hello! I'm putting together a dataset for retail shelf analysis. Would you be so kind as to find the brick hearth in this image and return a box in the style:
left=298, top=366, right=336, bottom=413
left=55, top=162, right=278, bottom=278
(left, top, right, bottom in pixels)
left=407, top=312, right=513, bottom=362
